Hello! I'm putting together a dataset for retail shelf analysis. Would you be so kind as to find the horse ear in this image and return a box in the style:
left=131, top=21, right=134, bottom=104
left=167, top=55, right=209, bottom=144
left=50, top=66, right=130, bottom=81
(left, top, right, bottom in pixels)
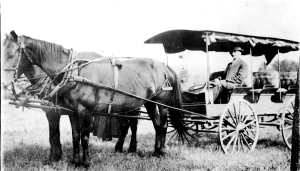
left=10, top=30, right=18, bottom=42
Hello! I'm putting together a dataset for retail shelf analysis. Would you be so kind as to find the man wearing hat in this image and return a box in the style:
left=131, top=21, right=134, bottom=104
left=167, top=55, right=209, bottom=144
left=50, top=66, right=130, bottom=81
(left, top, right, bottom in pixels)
left=210, top=45, right=249, bottom=103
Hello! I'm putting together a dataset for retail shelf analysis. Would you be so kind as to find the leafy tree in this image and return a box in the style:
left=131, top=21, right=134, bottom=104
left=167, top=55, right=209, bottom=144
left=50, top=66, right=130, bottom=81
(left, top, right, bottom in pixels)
left=270, top=59, right=298, bottom=72
left=257, top=62, right=267, bottom=72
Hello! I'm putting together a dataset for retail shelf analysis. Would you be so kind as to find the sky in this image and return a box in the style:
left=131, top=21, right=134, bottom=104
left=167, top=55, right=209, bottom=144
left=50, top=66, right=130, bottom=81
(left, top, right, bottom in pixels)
left=2, top=0, right=300, bottom=86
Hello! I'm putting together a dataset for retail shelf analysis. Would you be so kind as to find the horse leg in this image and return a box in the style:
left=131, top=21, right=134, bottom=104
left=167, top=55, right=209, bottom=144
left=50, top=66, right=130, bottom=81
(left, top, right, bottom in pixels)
left=157, top=105, right=168, bottom=154
left=115, top=117, right=130, bottom=152
left=78, top=104, right=92, bottom=167
left=45, top=111, right=62, bottom=162
left=128, top=116, right=138, bottom=153
left=144, top=102, right=167, bottom=156
left=68, top=114, right=81, bottom=166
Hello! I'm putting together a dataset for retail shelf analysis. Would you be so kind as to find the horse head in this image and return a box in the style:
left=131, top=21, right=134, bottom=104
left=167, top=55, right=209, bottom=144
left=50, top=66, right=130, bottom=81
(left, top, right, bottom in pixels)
left=2, top=31, right=34, bottom=88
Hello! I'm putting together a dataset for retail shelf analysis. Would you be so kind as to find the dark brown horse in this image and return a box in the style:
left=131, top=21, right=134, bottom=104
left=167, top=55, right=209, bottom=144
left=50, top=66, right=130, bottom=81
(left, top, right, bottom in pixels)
left=14, top=63, right=139, bottom=162
left=2, top=31, right=186, bottom=167
left=3, top=34, right=139, bottom=163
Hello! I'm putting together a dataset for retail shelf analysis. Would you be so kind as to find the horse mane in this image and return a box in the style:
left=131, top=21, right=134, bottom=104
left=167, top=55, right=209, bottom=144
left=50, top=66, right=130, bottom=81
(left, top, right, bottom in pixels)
left=23, top=36, right=65, bottom=64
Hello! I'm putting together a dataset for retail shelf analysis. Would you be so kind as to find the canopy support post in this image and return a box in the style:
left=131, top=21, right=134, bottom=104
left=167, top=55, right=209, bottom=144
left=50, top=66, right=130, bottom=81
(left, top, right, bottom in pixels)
left=166, top=53, right=169, bottom=66
left=205, top=32, right=212, bottom=104
left=277, top=48, right=281, bottom=100
left=250, top=46, right=254, bottom=101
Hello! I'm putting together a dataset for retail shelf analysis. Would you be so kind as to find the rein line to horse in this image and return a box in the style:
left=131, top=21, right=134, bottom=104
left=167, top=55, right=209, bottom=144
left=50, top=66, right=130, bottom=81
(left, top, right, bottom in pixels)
left=70, top=76, right=211, bottom=119
left=8, top=41, right=209, bottom=118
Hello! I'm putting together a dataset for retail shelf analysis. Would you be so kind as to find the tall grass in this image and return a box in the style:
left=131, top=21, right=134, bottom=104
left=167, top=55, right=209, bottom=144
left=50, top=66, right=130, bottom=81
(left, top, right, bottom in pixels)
left=1, top=101, right=292, bottom=170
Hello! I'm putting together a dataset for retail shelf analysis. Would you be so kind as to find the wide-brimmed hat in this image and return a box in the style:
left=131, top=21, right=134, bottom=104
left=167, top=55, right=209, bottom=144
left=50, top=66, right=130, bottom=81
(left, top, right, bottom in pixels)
left=231, top=46, right=244, bottom=52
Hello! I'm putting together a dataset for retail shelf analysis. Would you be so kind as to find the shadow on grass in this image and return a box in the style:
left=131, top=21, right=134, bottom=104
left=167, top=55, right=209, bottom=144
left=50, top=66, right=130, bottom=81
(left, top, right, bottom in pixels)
left=166, top=130, right=289, bottom=152
left=2, top=142, right=78, bottom=170
left=166, top=132, right=222, bottom=152
left=256, top=138, right=288, bottom=150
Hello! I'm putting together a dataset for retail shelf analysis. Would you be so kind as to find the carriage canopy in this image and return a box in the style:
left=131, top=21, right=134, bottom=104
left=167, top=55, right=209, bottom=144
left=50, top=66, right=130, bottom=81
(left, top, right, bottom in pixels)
left=144, top=30, right=299, bottom=64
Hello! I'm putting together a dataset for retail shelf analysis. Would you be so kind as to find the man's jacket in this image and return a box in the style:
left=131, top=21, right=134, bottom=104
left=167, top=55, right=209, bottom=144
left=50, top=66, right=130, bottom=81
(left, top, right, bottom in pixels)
left=220, top=57, right=249, bottom=84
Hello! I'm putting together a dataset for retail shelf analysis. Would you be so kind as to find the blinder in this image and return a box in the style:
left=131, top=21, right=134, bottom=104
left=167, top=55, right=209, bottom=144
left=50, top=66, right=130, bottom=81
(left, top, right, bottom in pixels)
left=3, top=37, right=34, bottom=94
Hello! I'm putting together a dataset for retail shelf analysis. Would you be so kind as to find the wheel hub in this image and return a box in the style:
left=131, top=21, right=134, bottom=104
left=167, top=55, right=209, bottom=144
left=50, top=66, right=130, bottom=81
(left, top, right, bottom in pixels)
left=236, top=123, right=245, bottom=132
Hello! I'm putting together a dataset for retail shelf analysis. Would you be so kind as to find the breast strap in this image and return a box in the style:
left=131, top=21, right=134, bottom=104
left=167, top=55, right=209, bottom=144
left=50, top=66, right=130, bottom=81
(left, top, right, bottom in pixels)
left=107, top=58, right=120, bottom=113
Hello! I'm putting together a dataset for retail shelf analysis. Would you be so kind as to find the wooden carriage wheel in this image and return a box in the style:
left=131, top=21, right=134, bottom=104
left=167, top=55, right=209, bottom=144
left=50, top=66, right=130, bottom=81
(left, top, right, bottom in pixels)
left=219, top=100, right=259, bottom=153
left=281, top=96, right=295, bottom=150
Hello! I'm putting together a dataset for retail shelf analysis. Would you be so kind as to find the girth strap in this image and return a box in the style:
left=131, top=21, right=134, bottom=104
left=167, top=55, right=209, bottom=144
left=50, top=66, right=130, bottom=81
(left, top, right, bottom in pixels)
left=107, top=58, right=120, bottom=113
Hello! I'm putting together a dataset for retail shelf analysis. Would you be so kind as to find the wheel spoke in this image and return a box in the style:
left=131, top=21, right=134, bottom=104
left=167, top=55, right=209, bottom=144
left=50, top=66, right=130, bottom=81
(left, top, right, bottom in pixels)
left=167, top=129, right=176, bottom=134
left=227, top=109, right=237, bottom=126
left=244, top=120, right=256, bottom=128
left=285, top=114, right=294, bottom=121
left=240, top=136, right=244, bottom=152
left=232, top=133, right=239, bottom=153
left=225, top=133, right=238, bottom=151
left=182, top=132, right=191, bottom=146
left=223, top=117, right=237, bottom=128
left=241, top=110, right=254, bottom=124
left=241, top=133, right=251, bottom=150
left=244, top=129, right=258, bottom=132
left=286, top=132, right=293, bottom=139
left=284, top=125, right=293, bottom=130
left=168, top=131, right=178, bottom=144
left=222, top=128, right=236, bottom=131
left=240, top=103, right=248, bottom=123
left=238, top=101, right=243, bottom=124
left=233, top=103, right=238, bottom=124
left=237, top=133, right=241, bottom=152
left=222, top=130, right=237, bottom=141
left=242, top=132, right=255, bottom=143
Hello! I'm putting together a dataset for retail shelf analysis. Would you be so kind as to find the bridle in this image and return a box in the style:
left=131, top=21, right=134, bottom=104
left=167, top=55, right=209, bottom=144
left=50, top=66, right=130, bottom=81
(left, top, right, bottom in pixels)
left=4, top=39, right=33, bottom=79
left=2, top=38, right=34, bottom=95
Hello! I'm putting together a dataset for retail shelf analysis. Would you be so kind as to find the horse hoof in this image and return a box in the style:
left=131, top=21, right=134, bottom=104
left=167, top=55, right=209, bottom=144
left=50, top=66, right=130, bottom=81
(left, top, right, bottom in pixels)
left=42, top=160, right=53, bottom=165
left=128, top=148, right=136, bottom=153
left=72, top=158, right=81, bottom=166
left=49, top=156, right=62, bottom=162
left=83, top=160, right=90, bottom=168
left=115, top=146, right=123, bottom=153
left=152, top=152, right=166, bottom=157
left=115, top=149, right=123, bottom=153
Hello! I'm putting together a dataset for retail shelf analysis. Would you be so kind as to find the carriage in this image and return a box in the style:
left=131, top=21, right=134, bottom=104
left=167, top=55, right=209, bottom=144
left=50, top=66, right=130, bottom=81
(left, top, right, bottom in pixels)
left=3, top=29, right=299, bottom=165
left=145, top=29, right=299, bottom=153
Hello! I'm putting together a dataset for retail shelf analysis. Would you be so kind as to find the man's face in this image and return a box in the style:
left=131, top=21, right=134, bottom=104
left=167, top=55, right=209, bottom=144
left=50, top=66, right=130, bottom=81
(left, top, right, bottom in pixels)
left=231, top=50, right=242, bottom=60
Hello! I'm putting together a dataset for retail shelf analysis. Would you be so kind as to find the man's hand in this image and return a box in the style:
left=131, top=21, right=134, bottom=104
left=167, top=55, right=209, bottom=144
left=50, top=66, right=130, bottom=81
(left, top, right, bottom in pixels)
left=209, top=78, right=221, bottom=87
left=214, top=78, right=220, bottom=83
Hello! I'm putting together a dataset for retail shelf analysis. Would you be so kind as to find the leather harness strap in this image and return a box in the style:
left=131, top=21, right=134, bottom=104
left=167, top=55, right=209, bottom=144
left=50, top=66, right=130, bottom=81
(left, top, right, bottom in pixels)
left=107, top=58, right=120, bottom=113
left=44, top=49, right=77, bottom=99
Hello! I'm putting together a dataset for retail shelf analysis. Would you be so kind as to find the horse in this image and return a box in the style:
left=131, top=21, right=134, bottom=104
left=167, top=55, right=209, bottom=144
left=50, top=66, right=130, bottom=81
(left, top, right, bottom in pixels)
left=11, top=62, right=140, bottom=161
left=3, top=33, right=140, bottom=165
left=2, top=30, right=187, bottom=167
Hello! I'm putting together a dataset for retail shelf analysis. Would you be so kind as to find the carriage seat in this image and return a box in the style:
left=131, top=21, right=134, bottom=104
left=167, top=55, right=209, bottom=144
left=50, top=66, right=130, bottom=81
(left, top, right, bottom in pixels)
left=252, top=71, right=297, bottom=93
left=249, top=71, right=297, bottom=103
left=210, top=70, right=297, bottom=103
left=251, top=70, right=279, bottom=94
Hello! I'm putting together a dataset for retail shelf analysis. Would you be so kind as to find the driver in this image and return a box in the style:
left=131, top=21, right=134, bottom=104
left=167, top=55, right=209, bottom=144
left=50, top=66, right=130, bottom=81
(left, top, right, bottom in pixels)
left=210, top=45, right=249, bottom=103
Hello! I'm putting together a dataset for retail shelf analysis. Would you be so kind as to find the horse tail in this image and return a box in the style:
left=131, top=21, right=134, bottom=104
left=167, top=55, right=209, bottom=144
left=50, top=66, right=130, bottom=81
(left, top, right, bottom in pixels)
left=167, top=66, right=187, bottom=136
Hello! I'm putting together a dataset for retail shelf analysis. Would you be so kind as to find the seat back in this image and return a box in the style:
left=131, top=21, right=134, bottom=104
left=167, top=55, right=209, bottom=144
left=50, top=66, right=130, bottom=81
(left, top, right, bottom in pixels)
left=252, top=71, right=297, bottom=90
left=252, top=71, right=279, bottom=89
left=280, top=72, right=297, bottom=89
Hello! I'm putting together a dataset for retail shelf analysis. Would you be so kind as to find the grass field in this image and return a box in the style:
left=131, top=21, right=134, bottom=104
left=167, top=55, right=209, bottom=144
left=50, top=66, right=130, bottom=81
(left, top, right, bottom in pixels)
left=1, top=100, right=292, bottom=171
